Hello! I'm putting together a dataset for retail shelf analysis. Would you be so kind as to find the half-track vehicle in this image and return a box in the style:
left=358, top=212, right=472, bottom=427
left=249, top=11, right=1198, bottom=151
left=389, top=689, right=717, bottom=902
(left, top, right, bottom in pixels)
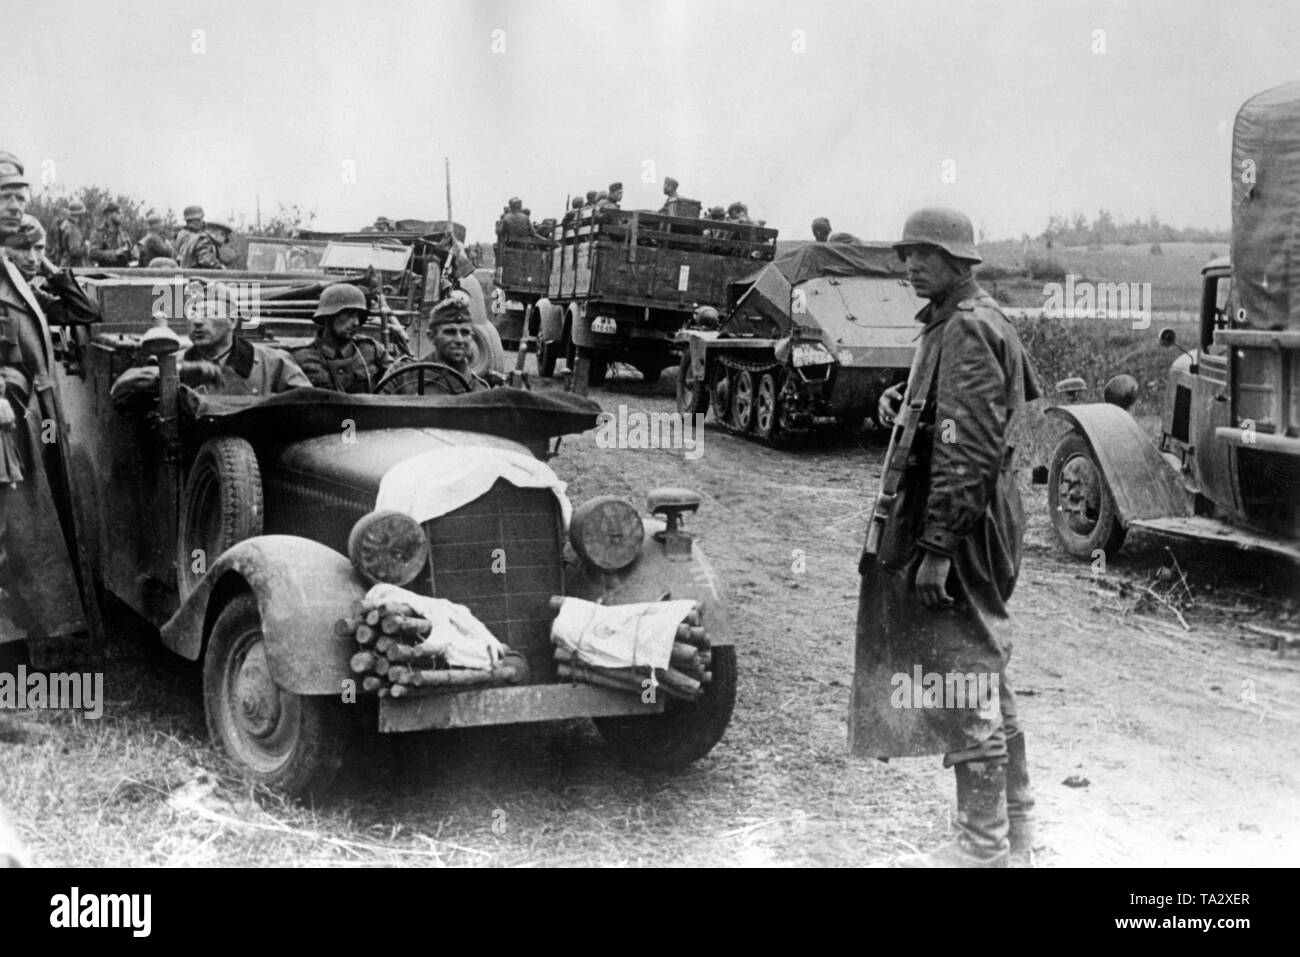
left=676, top=242, right=922, bottom=444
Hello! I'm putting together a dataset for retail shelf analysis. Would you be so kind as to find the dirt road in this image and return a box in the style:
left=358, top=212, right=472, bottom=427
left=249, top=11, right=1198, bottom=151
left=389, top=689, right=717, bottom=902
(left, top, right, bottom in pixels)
left=2, top=363, right=1297, bottom=867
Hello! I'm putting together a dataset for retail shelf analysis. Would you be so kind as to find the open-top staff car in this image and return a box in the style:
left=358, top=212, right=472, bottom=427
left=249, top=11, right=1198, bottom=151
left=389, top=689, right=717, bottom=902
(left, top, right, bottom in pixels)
left=47, top=270, right=737, bottom=795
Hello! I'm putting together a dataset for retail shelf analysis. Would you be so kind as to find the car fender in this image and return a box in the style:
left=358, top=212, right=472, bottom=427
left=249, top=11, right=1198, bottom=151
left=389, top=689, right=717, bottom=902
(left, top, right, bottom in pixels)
left=160, top=535, right=366, bottom=696
left=1046, top=403, right=1193, bottom=525
left=563, top=518, right=732, bottom=646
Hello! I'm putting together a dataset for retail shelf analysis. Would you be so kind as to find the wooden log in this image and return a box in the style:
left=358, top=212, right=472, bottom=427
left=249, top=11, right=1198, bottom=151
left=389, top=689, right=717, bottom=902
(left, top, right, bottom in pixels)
left=350, top=599, right=368, bottom=618
left=375, top=636, right=396, bottom=655
left=554, top=649, right=699, bottom=700
left=384, top=643, right=439, bottom=667
left=381, top=614, right=433, bottom=638
left=361, top=676, right=385, bottom=693
left=377, top=601, right=415, bottom=618
left=372, top=655, right=390, bottom=676
left=683, top=606, right=702, bottom=627
left=558, top=662, right=695, bottom=702
left=548, top=595, right=566, bottom=614
left=350, top=650, right=378, bottom=674
left=334, top=616, right=357, bottom=638
left=388, top=685, right=407, bottom=698
left=387, top=665, right=412, bottom=685
left=355, top=624, right=376, bottom=646
left=405, top=667, right=495, bottom=687
left=365, top=609, right=381, bottom=626
left=670, top=641, right=702, bottom=668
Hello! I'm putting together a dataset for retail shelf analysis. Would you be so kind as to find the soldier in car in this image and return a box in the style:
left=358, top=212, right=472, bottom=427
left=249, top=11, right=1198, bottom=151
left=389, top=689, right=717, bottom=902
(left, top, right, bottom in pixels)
left=88, top=203, right=133, bottom=267
left=111, top=281, right=310, bottom=406
left=417, top=293, right=492, bottom=393
left=2, top=216, right=100, bottom=324
left=291, top=283, right=391, bottom=394
left=174, top=204, right=205, bottom=262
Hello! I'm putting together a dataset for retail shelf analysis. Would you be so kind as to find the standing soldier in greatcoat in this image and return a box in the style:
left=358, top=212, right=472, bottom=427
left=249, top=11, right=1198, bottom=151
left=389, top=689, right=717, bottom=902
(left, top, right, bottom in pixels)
left=55, top=198, right=91, bottom=268
left=850, top=207, right=1041, bottom=868
left=0, top=152, right=97, bottom=654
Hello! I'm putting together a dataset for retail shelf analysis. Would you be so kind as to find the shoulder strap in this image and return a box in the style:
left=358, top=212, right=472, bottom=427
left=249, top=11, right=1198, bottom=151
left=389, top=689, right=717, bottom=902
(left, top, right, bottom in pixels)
left=877, top=332, right=941, bottom=499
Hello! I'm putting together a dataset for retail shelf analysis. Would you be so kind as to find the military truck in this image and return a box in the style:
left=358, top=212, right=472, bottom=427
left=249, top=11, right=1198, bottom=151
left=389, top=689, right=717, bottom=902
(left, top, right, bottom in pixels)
left=492, top=231, right=554, bottom=351
left=534, top=208, right=778, bottom=388
left=31, top=270, right=738, bottom=795
left=1044, top=82, right=1300, bottom=564
left=676, top=242, right=922, bottom=444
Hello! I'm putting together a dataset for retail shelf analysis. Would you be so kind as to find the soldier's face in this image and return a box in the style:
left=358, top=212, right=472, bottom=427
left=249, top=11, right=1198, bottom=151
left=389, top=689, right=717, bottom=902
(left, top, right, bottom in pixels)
left=433, top=322, right=473, bottom=365
left=0, top=187, right=28, bottom=233
left=900, top=245, right=963, bottom=300
left=188, top=303, right=235, bottom=353
left=329, top=309, right=362, bottom=340
left=3, top=236, right=38, bottom=278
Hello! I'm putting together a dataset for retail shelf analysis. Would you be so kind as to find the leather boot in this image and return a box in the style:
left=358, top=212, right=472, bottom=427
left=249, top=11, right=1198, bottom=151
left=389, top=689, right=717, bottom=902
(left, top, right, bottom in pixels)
left=897, top=760, right=1009, bottom=868
left=1006, top=732, right=1035, bottom=858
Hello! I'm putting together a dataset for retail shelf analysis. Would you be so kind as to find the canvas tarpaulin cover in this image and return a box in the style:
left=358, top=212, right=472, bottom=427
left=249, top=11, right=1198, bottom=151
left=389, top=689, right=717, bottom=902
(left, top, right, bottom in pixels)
left=1232, top=82, right=1300, bottom=330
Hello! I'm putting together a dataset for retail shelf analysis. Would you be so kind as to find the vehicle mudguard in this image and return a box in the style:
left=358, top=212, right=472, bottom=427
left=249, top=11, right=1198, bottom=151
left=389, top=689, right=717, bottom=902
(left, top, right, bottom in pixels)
left=569, top=304, right=592, bottom=348
left=159, top=535, right=365, bottom=696
left=1046, top=403, right=1193, bottom=525
left=536, top=298, right=564, bottom=342
left=562, top=518, right=733, bottom=646
left=676, top=330, right=718, bottom=381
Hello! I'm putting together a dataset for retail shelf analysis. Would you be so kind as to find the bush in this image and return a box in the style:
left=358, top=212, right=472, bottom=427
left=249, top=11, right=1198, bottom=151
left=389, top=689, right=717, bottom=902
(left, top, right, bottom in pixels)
left=975, top=263, right=1018, bottom=281
left=1025, top=254, right=1067, bottom=282
left=1149, top=242, right=1164, bottom=255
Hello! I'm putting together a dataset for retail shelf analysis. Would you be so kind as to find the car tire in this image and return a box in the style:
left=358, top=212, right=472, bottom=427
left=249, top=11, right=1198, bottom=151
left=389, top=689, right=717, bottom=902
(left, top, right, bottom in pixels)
left=179, top=436, right=263, bottom=597
left=594, top=645, right=737, bottom=771
left=470, top=321, right=505, bottom=377
left=1048, top=431, right=1127, bottom=559
left=203, top=593, right=346, bottom=797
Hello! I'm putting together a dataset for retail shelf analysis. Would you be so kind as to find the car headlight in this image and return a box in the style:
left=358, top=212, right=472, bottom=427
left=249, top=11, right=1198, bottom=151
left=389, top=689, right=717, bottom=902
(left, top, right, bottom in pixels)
left=569, top=496, right=644, bottom=572
left=348, top=510, right=429, bottom=586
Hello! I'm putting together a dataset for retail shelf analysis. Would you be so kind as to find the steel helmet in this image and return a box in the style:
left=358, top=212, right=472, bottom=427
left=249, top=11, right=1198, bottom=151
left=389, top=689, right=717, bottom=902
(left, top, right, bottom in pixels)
left=183, top=205, right=205, bottom=221
left=313, top=283, right=369, bottom=321
left=693, top=305, right=720, bottom=329
left=67, top=199, right=87, bottom=215
left=893, top=207, right=981, bottom=263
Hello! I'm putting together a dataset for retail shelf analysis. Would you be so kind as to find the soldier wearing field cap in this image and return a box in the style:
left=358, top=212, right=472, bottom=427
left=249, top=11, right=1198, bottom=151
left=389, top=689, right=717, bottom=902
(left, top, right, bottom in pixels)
left=418, top=293, right=491, bottom=393
left=2, top=215, right=99, bottom=325
left=135, top=213, right=173, bottom=267
left=596, top=183, right=623, bottom=210
left=55, top=199, right=91, bottom=268
left=291, top=283, right=391, bottom=394
left=88, top=203, right=133, bottom=267
left=0, top=150, right=96, bottom=651
left=850, top=206, right=1041, bottom=868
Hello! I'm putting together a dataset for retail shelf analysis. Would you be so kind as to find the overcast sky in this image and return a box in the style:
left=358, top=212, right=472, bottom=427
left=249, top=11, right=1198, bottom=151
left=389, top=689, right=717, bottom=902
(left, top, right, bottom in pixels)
left=6, top=0, right=1297, bottom=242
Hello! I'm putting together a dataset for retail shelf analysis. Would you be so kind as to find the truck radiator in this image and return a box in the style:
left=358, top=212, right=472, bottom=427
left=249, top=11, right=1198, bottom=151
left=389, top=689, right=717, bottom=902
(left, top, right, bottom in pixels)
left=423, top=479, right=564, bottom=681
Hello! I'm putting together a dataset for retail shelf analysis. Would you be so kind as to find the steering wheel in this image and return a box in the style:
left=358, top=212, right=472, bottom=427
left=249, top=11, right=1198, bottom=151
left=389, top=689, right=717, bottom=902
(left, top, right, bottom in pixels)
left=373, top=360, right=473, bottom=396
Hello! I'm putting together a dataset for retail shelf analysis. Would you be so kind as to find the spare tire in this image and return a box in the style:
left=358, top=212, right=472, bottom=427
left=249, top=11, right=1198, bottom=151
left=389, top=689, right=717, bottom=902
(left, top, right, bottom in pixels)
left=470, top=321, right=506, bottom=377
left=179, top=436, right=263, bottom=597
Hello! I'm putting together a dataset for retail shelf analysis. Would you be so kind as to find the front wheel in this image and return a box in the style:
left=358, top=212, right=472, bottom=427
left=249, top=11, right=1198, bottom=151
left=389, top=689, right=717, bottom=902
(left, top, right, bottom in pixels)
left=676, top=353, right=709, bottom=416
left=1048, top=431, right=1127, bottom=559
left=594, top=645, right=737, bottom=771
left=203, top=593, right=347, bottom=797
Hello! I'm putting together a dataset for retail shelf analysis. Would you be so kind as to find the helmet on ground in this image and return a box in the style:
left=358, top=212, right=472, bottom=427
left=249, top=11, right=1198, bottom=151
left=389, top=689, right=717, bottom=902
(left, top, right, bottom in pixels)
left=893, top=207, right=981, bottom=263
left=313, top=283, right=368, bottom=321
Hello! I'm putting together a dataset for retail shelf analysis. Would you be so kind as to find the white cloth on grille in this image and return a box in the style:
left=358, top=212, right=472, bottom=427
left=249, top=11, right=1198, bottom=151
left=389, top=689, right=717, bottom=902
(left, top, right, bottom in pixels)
left=366, top=584, right=505, bottom=671
left=551, top=597, right=698, bottom=671
left=375, top=445, right=572, bottom=527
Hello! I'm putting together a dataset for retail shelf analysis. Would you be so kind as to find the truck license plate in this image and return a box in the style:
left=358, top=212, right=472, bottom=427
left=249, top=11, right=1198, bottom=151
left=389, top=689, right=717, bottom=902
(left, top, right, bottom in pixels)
left=592, top=317, right=617, bottom=335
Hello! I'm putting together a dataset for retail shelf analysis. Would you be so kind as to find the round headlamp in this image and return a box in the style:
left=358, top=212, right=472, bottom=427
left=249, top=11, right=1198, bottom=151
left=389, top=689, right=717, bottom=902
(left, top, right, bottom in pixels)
left=348, top=510, right=429, bottom=586
left=569, top=496, right=644, bottom=572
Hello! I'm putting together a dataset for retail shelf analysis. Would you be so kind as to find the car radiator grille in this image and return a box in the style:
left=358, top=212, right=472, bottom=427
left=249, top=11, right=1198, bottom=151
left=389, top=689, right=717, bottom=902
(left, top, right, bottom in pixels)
left=424, top=479, right=564, bottom=682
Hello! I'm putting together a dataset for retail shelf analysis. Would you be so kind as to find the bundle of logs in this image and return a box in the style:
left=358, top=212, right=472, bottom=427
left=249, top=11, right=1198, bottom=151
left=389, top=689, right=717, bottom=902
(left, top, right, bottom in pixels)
left=337, top=597, right=526, bottom=698
left=548, top=596, right=711, bottom=702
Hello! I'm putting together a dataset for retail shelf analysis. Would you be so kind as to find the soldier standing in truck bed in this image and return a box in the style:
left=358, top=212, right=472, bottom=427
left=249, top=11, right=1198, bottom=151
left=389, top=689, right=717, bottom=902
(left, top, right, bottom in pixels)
left=850, top=206, right=1040, bottom=868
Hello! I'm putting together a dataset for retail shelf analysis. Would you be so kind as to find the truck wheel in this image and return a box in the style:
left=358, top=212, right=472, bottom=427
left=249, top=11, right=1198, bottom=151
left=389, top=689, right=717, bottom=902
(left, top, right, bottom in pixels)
left=731, top=370, right=755, bottom=431
left=594, top=646, right=737, bottom=771
left=676, top=354, right=709, bottom=416
left=469, top=321, right=505, bottom=377
left=203, top=593, right=346, bottom=798
left=180, top=437, right=263, bottom=597
left=1048, top=431, right=1127, bottom=558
